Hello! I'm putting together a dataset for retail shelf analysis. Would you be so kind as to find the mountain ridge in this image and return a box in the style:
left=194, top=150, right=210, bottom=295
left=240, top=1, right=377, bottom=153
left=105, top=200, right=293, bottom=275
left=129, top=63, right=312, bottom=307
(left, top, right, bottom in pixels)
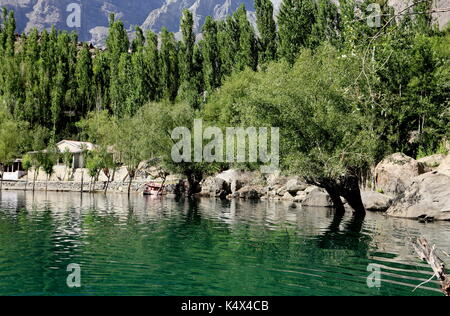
left=0, top=0, right=448, bottom=47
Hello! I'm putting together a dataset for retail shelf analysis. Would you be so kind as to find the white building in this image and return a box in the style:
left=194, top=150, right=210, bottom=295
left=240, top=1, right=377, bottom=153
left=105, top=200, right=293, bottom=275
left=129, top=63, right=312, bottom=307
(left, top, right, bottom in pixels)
left=56, top=140, right=95, bottom=169
left=1, top=159, right=27, bottom=180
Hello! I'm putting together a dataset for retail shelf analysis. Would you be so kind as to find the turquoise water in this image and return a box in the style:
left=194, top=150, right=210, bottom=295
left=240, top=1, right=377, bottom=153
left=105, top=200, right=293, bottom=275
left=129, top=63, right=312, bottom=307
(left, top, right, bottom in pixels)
left=0, top=190, right=449, bottom=296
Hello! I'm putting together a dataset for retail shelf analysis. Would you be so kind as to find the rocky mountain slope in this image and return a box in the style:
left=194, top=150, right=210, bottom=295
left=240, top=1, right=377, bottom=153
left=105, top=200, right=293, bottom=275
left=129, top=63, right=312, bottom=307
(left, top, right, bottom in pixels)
left=0, top=0, right=448, bottom=47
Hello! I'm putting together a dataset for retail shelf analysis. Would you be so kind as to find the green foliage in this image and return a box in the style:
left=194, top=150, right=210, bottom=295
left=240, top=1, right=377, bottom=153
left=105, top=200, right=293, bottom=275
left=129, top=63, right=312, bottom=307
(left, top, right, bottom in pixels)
left=255, top=0, right=277, bottom=63
left=86, top=151, right=103, bottom=179
left=278, top=0, right=316, bottom=64
left=160, top=28, right=180, bottom=102
left=205, top=45, right=378, bottom=182
left=0, top=105, right=29, bottom=168
left=137, top=101, right=222, bottom=190
left=234, top=4, right=258, bottom=71
left=0, top=2, right=448, bottom=193
left=310, top=0, right=341, bottom=47
left=21, top=153, right=33, bottom=171
left=202, top=17, right=222, bottom=91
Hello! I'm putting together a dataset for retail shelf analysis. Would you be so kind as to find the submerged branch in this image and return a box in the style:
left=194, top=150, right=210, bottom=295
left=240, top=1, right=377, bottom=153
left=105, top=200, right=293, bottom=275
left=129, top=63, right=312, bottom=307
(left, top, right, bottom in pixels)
left=413, top=237, right=450, bottom=296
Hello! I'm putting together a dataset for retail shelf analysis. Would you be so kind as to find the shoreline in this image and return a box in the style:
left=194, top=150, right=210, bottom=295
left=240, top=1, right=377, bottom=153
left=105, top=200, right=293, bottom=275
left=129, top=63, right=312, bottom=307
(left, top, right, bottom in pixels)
left=0, top=180, right=148, bottom=194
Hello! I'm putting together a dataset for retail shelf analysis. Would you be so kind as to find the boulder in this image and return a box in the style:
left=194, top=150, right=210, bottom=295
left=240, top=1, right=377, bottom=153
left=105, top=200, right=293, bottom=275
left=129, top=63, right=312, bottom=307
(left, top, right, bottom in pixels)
left=436, top=154, right=450, bottom=177
left=374, top=153, right=426, bottom=196
left=285, top=178, right=308, bottom=195
left=216, top=169, right=241, bottom=183
left=276, top=186, right=288, bottom=196
left=386, top=172, right=450, bottom=221
left=417, top=154, right=446, bottom=169
left=265, top=171, right=288, bottom=186
left=200, top=176, right=230, bottom=198
left=230, top=179, right=245, bottom=194
left=215, top=169, right=258, bottom=193
left=294, top=190, right=308, bottom=203
left=301, top=186, right=333, bottom=207
left=232, top=185, right=265, bottom=200
left=281, top=192, right=295, bottom=201
left=361, top=191, right=393, bottom=212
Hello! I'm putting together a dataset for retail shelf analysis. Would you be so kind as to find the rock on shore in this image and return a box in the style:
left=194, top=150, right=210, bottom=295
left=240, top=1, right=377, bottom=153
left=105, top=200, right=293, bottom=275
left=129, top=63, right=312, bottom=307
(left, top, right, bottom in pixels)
left=386, top=171, right=450, bottom=221
left=374, top=153, right=426, bottom=196
left=360, top=191, right=393, bottom=212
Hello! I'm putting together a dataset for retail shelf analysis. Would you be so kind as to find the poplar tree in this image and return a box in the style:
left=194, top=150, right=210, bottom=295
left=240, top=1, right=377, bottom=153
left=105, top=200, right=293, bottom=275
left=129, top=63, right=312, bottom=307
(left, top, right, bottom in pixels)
left=278, top=0, right=316, bottom=64
left=4, top=9, right=15, bottom=57
left=202, top=17, right=221, bottom=91
left=93, top=49, right=110, bottom=111
left=107, top=14, right=130, bottom=116
left=255, top=0, right=277, bottom=63
left=131, top=26, right=145, bottom=53
left=179, top=10, right=201, bottom=107
left=75, top=43, right=93, bottom=116
left=180, top=10, right=195, bottom=82
left=310, top=0, right=341, bottom=47
left=234, top=4, right=258, bottom=71
left=217, top=17, right=239, bottom=77
left=143, top=31, right=160, bottom=102
left=160, top=27, right=179, bottom=102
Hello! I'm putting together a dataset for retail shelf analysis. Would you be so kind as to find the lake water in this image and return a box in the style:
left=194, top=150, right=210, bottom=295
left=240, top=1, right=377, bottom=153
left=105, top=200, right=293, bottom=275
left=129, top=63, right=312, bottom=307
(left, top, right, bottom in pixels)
left=0, top=190, right=449, bottom=296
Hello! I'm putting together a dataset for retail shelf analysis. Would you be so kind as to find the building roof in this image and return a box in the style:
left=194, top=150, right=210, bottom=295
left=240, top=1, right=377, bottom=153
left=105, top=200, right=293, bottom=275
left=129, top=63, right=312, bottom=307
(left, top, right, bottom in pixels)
left=57, top=140, right=95, bottom=154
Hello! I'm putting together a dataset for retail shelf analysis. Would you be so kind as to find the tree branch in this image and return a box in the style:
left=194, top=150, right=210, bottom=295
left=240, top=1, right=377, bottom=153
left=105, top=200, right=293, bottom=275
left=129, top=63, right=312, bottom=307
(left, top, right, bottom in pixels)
left=413, top=237, right=450, bottom=296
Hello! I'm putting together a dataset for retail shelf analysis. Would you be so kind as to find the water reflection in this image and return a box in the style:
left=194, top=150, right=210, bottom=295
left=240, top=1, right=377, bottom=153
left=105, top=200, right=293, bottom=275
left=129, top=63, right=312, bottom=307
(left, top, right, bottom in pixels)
left=0, top=191, right=449, bottom=296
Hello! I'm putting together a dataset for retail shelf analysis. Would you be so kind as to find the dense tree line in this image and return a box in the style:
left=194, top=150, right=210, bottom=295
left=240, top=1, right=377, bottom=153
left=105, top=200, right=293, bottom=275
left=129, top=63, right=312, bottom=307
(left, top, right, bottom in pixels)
left=0, top=1, right=449, bottom=205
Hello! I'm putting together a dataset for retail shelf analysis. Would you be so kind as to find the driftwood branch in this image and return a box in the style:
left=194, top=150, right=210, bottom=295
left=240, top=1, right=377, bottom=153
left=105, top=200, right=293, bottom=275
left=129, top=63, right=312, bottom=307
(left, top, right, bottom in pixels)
left=413, top=237, right=450, bottom=296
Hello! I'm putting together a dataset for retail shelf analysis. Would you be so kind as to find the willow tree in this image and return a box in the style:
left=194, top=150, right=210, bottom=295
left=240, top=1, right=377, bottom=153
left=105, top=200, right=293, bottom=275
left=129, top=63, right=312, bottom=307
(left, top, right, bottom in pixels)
left=204, top=45, right=378, bottom=214
left=76, top=110, right=119, bottom=194
left=138, top=101, right=223, bottom=195
left=113, top=115, right=147, bottom=195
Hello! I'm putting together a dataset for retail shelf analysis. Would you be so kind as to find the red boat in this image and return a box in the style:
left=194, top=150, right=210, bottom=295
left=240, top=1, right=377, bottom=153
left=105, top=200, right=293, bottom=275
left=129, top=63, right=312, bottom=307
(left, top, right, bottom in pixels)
left=143, top=182, right=166, bottom=195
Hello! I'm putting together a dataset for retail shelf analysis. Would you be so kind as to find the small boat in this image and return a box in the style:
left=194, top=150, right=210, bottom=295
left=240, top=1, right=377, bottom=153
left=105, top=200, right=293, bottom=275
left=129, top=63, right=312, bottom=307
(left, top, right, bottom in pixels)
left=143, top=182, right=166, bottom=196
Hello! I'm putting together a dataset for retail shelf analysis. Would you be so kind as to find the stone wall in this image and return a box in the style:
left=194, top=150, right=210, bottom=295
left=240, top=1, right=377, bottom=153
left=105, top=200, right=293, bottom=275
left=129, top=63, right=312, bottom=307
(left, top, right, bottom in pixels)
left=0, top=180, right=148, bottom=194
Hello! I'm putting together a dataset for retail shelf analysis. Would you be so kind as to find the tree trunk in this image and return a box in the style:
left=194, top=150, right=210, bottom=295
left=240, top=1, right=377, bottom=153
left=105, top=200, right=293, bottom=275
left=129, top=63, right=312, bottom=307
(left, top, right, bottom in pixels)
left=80, top=170, right=84, bottom=193
left=24, top=173, right=28, bottom=191
left=0, top=169, right=4, bottom=192
left=339, top=175, right=366, bottom=215
left=187, top=172, right=202, bottom=196
left=157, top=175, right=167, bottom=196
left=319, top=175, right=365, bottom=215
left=324, top=186, right=345, bottom=214
left=413, top=237, right=450, bottom=296
left=45, top=174, right=49, bottom=192
left=104, top=176, right=110, bottom=194
left=128, top=175, right=133, bottom=196
left=32, top=169, right=38, bottom=192
left=111, top=168, right=116, bottom=182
